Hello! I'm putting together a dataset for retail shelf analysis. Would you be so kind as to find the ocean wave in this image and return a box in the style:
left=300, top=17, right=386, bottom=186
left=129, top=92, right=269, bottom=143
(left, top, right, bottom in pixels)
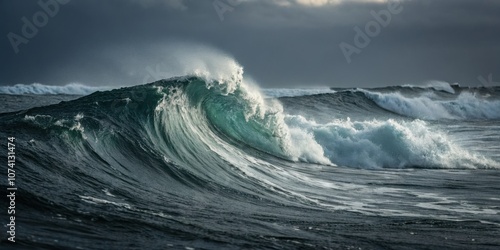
left=0, top=83, right=113, bottom=95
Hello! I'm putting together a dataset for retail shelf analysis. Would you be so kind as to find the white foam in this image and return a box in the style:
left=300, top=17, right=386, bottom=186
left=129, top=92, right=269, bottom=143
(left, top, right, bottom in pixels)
left=232, top=80, right=332, bottom=165
left=134, top=44, right=245, bottom=92
left=0, top=83, right=112, bottom=95
left=80, top=196, right=131, bottom=209
left=287, top=126, right=331, bottom=165
left=284, top=116, right=499, bottom=169
left=24, top=114, right=52, bottom=121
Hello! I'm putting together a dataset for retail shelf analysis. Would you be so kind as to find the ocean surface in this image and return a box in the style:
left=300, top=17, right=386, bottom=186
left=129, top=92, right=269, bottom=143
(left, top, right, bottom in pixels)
left=1, top=75, right=500, bottom=249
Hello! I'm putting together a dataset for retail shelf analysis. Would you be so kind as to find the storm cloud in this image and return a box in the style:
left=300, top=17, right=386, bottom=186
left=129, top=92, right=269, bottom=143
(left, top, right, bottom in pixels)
left=1, top=0, right=499, bottom=88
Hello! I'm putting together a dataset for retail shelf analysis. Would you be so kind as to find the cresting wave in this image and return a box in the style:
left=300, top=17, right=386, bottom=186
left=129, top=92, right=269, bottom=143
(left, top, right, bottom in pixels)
left=9, top=68, right=499, bottom=169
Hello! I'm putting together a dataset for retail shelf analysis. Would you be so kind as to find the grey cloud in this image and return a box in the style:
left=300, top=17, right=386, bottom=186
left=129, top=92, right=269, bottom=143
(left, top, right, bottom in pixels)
left=1, top=0, right=499, bottom=88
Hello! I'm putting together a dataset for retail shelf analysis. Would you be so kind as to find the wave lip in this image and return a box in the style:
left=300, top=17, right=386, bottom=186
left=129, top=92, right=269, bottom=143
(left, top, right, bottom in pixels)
left=0, top=83, right=113, bottom=95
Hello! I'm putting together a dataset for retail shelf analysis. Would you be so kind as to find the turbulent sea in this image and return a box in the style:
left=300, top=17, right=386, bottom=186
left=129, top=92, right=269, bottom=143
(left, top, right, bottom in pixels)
left=1, top=73, right=500, bottom=249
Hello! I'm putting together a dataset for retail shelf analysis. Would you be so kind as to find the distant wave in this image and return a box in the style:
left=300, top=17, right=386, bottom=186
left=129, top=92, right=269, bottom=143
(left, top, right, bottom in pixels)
left=0, top=83, right=113, bottom=95
left=263, top=88, right=336, bottom=98
left=360, top=90, right=500, bottom=120
left=402, top=80, right=457, bottom=94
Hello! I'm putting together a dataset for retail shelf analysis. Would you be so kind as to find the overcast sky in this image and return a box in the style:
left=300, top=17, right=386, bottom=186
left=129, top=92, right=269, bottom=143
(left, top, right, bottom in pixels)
left=1, top=0, right=499, bottom=88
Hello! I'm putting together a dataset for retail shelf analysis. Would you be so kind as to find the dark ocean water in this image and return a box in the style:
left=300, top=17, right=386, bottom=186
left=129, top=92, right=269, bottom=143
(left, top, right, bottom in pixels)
left=1, top=77, right=499, bottom=249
